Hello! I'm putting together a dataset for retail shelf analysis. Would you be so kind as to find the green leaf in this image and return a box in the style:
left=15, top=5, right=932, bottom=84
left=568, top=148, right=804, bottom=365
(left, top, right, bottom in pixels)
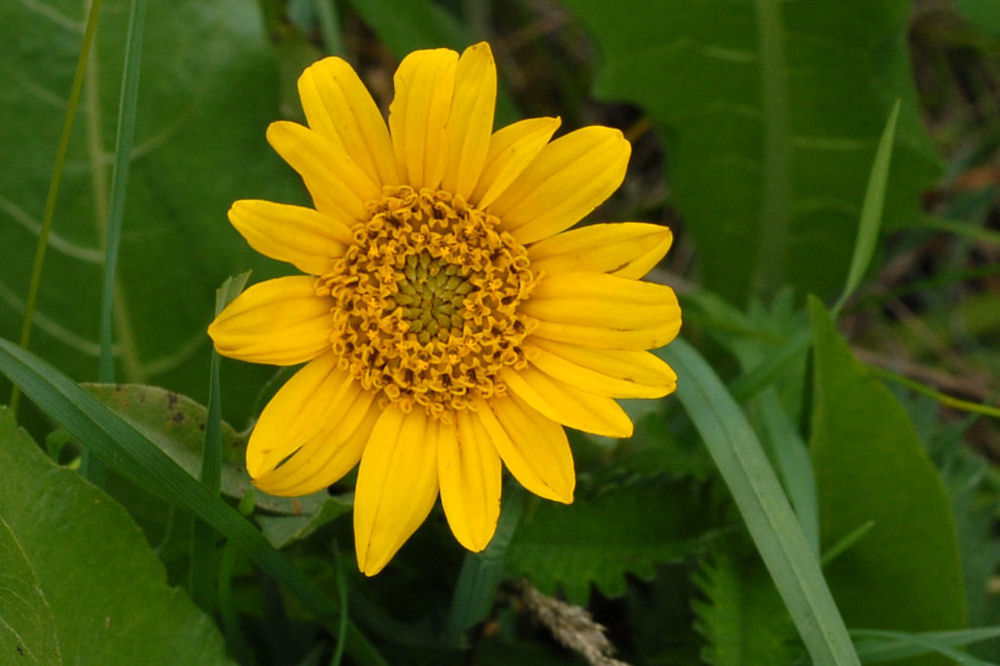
left=562, top=0, right=939, bottom=303
left=83, top=383, right=330, bottom=516
left=658, top=338, right=859, bottom=666
left=0, top=0, right=298, bottom=424
left=0, top=338, right=386, bottom=666
left=956, top=0, right=1000, bottom=38
left=808, top=297, right=967, bottom=664
left=507, top=477, right=726, bottom=604
left=257, top=496, right=353, bottom=548
left=692, top=549, right=799, bottom=666
left=0, top=406, right=233, bottom=665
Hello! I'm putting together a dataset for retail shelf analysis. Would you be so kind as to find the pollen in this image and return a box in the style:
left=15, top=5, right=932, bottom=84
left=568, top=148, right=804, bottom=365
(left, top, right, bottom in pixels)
left=319, top=185, right=538, bottom=419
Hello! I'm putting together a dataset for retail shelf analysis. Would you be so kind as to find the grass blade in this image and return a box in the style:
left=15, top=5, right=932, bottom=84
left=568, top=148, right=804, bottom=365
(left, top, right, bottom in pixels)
left=12, top=0, right=103, bottom=414
left=832, top=100, right=901, bottom=317
left=190, top=273, right=250, bottom=611
left=851, top=627, right=1000, bottom=665
left=658, top=339, right=859, bottom=666
left=0, top=336, right=386, bottom=666
left=99, top=0, right=145, bottom=382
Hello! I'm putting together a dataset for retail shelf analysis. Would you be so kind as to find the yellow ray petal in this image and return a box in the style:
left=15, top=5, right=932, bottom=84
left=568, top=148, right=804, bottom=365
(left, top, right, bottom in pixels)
left=298, top=56, right=400, bottom=187
left=524, top=272, right=680, bottom=328
left=476, top=394, right=574, bottom=503
left=266, top=121, right=380, bottom=223
left=252, top=387, right=378, bottom=496
left=525, top=342, right=676, bottom=399
left=228, top=199, right=354, bottom=276
left=354, top=406, right=439, bottom=576
left=440, top=42, right=496, bottom=201
left=471, top=117, right=560, bottom=209
left=500, top=366, right=633, bottom=438
left=243, top=353, right=346, bottom=478
left=388, top=48, right=458, bottom=190
left=489, top=126, right=630, bottom=245
left=440, top=409, right=502, bottom=552
left=208, top=276, right=333, bottom=365
left=527, top=223, right=673, bottom=279
left=523, top=271, right=681, bottom=350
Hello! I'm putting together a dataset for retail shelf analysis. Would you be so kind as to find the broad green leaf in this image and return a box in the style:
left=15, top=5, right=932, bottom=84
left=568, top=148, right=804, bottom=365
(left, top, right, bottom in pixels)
left=507, top=478, right=727, bottom=604
left=692, top=549, right=799, bottom=666
left=659, top=339, right=859, bottom=666
left=0, top=518, right=60, bottom=665
left=258, top=496, right=353, bottom=548
left=84, top=383, right=332, bottom=516
left=0, top=407, right=233, bottom=665
left=808, top=297, right=966, bottom=664
left=0, top=338, right=386, bottom=665
left=563, top=0, right=940, bottom=303
left=956, top=0, right=1000, bottom=37
left=1, top=0, right=297, bottom=423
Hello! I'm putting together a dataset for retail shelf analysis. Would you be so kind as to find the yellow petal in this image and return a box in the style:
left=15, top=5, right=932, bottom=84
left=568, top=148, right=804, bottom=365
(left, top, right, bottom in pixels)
left=439, top=409, right=502, bottom=552
left=243, top=352, right=346, bottom=478
left=489, top=126, right=630, bottom=245
left=476, top=394, right=574, bottom=503
left=354, top=406, right=439, bottom=576
left=471, top=117, right=560, bottom=209
left=252, top=386, right=378, bottom=496
left=440, top=42, right=496, bottom=201
left=228, top=199, right=354, bottom=275
left=500, top=366, right=633, bottom=438
left=525, top=341, right=676, bottom=399
left=523, top=272, right=681, bottom=350
left=297, top=56, right=400, bottom=187
left=388, top=48, right=458, bottom=190
left=527, top=223, right=673, bottom=279
left=266, top=121, right=380, bottom=223
left=208, top=276, right=332, bottom=365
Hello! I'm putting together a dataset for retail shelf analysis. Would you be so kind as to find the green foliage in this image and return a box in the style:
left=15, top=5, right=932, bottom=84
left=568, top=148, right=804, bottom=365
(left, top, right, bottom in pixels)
left=562, top=0, right=939, bottom=304
left=507, top=477, right=724, bottom=604
left=808, top=298, right=967, bottom=663
left=0, top=406, right=233, bottom=665
left=692, top=548, right=799, bottom=666
left=0, top=0, right=297, bottom=423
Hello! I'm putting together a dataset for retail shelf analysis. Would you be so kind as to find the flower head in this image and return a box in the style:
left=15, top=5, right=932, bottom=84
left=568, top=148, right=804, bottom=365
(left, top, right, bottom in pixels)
left=208, top=42, right=681, bottom=575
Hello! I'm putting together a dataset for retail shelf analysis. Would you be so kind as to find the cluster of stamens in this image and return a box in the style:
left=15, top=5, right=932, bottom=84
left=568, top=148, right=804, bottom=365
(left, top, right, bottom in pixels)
left=318, top=186, right=537, bottom=419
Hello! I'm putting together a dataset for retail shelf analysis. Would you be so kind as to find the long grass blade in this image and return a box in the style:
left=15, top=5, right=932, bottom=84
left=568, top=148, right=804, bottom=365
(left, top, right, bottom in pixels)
left=99, top=0, right=145, bottom=383
left=832, top=100, right=901, bottom=317
left=190, top=273, right=249, bottom=612
left=0, top=336, right=386, bottom=666
left=658, top=339, right=859, bottom=666
left=851, top=627, right=1000, bottom=665
left=11, top=0, right=103, bottom=414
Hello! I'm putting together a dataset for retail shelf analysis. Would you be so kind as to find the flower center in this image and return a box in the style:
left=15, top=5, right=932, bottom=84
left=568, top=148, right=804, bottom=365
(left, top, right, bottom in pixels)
left=319, top=186, right=537, bottom=419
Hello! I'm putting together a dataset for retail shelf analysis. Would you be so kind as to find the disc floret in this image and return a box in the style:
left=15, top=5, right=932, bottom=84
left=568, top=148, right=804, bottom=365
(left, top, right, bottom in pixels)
left=320, top=186, right=537, bottom=419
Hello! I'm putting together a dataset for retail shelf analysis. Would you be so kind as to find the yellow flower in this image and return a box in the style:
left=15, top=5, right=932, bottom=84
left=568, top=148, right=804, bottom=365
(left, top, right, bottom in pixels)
left=208, top=42, right=681, bottom=575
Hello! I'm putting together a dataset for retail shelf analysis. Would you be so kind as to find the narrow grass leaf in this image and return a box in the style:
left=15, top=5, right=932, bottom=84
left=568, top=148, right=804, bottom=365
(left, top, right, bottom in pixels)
left=0, top=336, right=386, bottom=666
left=100, top=0, right=146, bottom=382
left=918, top=215, right=1000, bottom=248
left=832, top=100, right=901, bottom=317
left=190, top=272, right=250, bottom=611
left=658, top=339, right=859, bottom=666
left=851, top=628, right=1000, bottom=665
left=11, top=0, right=103, bottom=414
